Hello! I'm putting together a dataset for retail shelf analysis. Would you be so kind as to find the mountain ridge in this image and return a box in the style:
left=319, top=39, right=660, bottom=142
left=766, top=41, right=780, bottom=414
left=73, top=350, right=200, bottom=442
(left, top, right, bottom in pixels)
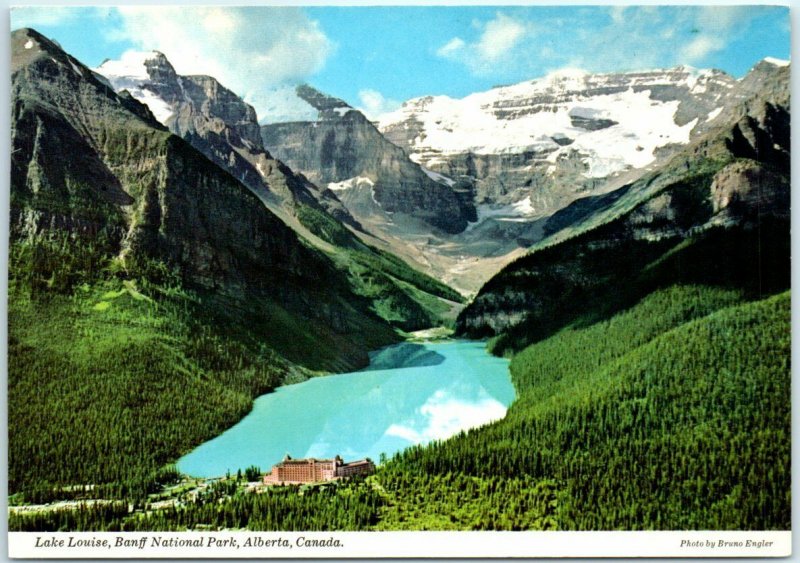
left=261, top=84, right=475, bottom=235
left=11, top=27, right=398, bottom=368
left=257, top=62, right=786, bottom=293
left=95, top=49, right=466, bottom=328
left=94, top=50, right=361, bottom=229
left=378, top=65, right=737, bottom=205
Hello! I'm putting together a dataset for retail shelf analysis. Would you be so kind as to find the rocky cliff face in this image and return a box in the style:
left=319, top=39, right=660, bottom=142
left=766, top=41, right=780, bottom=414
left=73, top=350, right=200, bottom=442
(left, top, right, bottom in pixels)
left=379, top=67, right=737, bottom=221
left=455, top=60, right=790, bottom=340
left=362, top=62, right=789, bottom=294
left=261, top=85, right=474, bottom=234
left=539, top=59, right=790, bottom=241
left=12, top=28, right=396, bottom=369
left=94, top=52, right=358, bottom=228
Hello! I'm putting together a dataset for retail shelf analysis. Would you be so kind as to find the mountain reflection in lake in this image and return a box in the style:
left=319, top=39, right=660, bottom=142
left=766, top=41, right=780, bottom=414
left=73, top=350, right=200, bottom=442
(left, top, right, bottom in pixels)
left=362, top=342, right=446, bottom=371
left=177, top=340, right=515, bottom=478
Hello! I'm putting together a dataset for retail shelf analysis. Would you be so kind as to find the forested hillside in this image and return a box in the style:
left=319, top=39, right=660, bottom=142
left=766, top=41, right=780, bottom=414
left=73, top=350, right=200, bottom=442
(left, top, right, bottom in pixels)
left=392, top=288, right=790, bottom=529
left=428, top=54, right=792, bottom=529
left=456, top=57, right=789, bottom=346
left=293, top=203, right=463, bottom=330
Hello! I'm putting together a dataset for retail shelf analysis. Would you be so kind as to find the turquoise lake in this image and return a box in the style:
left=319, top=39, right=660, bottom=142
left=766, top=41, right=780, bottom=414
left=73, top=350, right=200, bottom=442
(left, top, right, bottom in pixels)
left=177, top=340, right=515, bottom=478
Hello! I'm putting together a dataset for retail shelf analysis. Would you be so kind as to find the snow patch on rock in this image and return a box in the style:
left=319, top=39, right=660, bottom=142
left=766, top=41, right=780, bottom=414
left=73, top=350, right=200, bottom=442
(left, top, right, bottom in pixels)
left=421, top=167, right=456, bottom=187
left=328, top=176, right=375, bottom=192
left=467, top=196, right=538, bottom=230
left=511, top=196, right=535, bottom=215
left=95, top=51, right=159, bottom=82
left=706, top=106, right=723, bottom=122
left=130, top=88, right=174, bottom=124
left=68, top=59, right=83, bottom=77
left=327, top=176, right=381, bottom=206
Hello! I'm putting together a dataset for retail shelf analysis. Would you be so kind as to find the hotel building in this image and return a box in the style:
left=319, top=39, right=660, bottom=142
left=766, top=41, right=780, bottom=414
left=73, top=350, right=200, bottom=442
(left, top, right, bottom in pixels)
left=263, top=455, right=375, bottom=485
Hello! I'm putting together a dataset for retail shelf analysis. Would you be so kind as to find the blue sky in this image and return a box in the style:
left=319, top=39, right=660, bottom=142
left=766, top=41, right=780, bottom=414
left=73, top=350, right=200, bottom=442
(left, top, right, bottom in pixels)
left=11, top=5, right=790, bottom=122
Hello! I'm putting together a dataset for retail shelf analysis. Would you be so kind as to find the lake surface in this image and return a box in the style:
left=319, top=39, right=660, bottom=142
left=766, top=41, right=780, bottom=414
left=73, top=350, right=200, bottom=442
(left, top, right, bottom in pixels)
left=177, top=340, right=515, bottom=478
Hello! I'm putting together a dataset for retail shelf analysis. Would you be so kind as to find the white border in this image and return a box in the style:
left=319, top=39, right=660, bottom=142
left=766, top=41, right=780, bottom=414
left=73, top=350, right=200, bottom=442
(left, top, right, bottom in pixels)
left=3, top=2, right=799, bottom=561
left=7, top=531, right=793, bottom=558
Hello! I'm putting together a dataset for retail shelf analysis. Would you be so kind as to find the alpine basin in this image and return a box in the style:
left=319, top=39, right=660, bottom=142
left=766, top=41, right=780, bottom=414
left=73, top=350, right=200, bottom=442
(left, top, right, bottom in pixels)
left=177, top=340, right=514, bottom=477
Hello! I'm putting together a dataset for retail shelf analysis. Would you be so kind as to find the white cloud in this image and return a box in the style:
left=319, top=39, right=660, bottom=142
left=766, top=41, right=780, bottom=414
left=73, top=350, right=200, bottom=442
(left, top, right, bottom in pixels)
left=436, top=37, right=465, bottom=58
left=681, top=36, right=722, bottom=62
left=437, top=12, right=532, bottom=75
left=356, top=89, right=401, bottom=120
left=437, top=6, right=767, bottom=79
left=476, top=13, right=526, bottom=62
left=579, top=6, right=761, bottom=69
left=677, top=6, right=751, bottom=64
left=112, top=7, right=333, bottom=122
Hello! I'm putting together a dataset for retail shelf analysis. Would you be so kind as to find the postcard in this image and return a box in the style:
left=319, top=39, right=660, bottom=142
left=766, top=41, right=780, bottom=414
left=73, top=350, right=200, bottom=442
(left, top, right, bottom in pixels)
left=6, top=3, right=791, bottom=558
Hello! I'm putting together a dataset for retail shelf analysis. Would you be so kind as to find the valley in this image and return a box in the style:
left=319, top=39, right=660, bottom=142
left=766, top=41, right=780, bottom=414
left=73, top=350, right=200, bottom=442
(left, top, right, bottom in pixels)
left=7, top=9, right=791, bottom=538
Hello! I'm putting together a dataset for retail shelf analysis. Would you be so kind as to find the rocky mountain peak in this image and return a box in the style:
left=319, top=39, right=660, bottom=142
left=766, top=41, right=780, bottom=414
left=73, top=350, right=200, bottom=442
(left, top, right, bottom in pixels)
left=181, top=74, right=263, bottom=147
left=737, top=58, right=790, bottom=96
left=13, top=28, right=104, bottom=83
left=94, top=51, right=182, bottom=124
left=11, top=28, right=398, bottom=372
left=761, top=57, right=791, bottom=68
left=12, top=28, right=164, bottom=130
left=263, top=85, right=475, bottom=234
left=96, top=51, right=268, bottom=144
left=96, top=50, right=177, bottom=84
left=296, top=84, right=354, bottom=120
left=140, top=52, right=177, bottom=84
left=95, top=51, right=360, bottom=227
left=378, top=65, right=738, bottom=219
left=96, top=51, right=264, bottom=147
left=11, top=28, right=66, bottom=68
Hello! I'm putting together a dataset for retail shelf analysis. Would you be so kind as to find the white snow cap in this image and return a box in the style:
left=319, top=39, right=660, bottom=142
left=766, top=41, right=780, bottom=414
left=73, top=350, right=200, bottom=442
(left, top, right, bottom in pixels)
left=95, top=51, right=164, bottom=82
left=93, top=51, right=175, bottom=125
left=379, top=66, right=727, bottom=179
left=763, top=57, right=790, bottom=67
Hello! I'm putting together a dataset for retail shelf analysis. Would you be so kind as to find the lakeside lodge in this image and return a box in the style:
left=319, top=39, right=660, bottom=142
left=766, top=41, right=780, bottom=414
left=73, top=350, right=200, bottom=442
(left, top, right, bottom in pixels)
left=263, top=455, right=375, bottom=485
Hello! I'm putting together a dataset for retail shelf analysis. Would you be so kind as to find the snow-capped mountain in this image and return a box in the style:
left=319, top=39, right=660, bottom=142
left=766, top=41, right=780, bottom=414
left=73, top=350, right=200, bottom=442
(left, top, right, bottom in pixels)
left=380, top=67, right=735, bottom=166
left=94, top=51, right=178, bottom=124
left=93, top=52, right=358, bottom=226
left=379, top=66, right=737, bottom=223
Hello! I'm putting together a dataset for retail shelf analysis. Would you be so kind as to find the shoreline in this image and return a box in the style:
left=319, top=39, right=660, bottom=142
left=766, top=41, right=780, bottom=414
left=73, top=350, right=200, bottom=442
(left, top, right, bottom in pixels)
left=176, top=339, right=513, bottom=480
